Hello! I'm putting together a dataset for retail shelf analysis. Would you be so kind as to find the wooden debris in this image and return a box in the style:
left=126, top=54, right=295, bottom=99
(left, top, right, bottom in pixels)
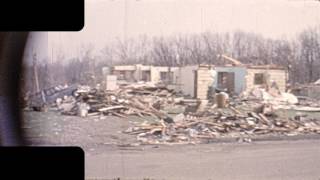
left=33, top=83, right=320, bottom=145
left=52, top=84, right=182, bottom=120
left=123, top=98, right=320, bottom=145
left=98, top=105, right=126, bottom=112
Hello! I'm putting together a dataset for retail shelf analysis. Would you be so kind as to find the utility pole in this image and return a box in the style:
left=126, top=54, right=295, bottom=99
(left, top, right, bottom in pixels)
left=30, top=33, right=40, bottom=93
left=50, top=33, right=54, bottom=87
left=123, top=0, right=128, bottom=61
left=33, top=52, right=40, bottom=93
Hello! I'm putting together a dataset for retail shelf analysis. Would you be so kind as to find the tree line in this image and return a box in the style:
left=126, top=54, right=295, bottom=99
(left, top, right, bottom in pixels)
left=24, top=26, right=320, bottom=93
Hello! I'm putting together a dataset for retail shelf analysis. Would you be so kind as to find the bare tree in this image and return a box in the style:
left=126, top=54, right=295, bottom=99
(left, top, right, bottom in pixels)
left=299, top=27, right=320, bottom=82
left=29, top=26, right=320, bottom=89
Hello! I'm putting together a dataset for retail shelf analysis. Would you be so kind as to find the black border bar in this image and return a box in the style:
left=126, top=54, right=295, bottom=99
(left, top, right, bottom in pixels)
left=0, top=0, right=84, bottom=31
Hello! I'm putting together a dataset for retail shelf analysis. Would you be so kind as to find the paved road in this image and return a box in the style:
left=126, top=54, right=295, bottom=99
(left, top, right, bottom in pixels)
left=23, top=112, right=320, bottom=179
left=86, top=139, right=320, bottom=180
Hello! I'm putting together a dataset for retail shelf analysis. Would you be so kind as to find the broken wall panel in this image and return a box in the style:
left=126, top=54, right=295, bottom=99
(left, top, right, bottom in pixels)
left=105, top=75, right=117, bottom=91
left=246, top=68, right=287, bottom=92
left=112, top=64, right=180, bottom=85
left=196, top=66, right=214, bottom=100
left=151, top=65, right=178, bottom=84
left=175, top=65, right=198, bottom=98
left=214, top=66, right=247, bottom=94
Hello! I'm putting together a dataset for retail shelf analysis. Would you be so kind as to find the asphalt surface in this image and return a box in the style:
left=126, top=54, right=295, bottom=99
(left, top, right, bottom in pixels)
left=86, top=139, right=320, bottom=180
left=23, top=111, right=320, bottom=180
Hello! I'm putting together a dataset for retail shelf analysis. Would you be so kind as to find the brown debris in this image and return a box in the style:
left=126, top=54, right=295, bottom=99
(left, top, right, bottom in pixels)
left=31, top=83, right=320, bottom=145
left=122, top=88, right=320, bottom=145
left=53, top=84, right=181, bottom=121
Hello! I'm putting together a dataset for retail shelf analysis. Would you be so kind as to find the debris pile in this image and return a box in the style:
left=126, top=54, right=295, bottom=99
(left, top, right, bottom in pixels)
left=122, top=87, right=320, bottom=145
left=124, top=104, right=320, bottom=145
left=241, top=87, right=298, bottom=105
left=27, top=84, right=320, bottom=145
left=57, top=83, right=187, bottom=121
left=26, top=84, right=78, bottom=111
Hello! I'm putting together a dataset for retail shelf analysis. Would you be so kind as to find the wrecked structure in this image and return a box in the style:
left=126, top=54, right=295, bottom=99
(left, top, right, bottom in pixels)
left=28, top=56, right=288, bottom=113
left=189, top=56, right=287, bottom=99
left=25, top=55, right=320, bottom=145
left=110, top=64, right=179, bottom=85
left=35, top=82, right=320, bottom=145
left=105, top=55, right=288, bottom=101
left=214, top=64, right=287, bottom=94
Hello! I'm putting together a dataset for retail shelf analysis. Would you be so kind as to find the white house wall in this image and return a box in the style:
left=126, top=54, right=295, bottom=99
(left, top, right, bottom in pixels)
left=214, top=66, right=247, bottom=94
left=175, top=65, right=198, bottom=98
left=196, top=66, right=214, bottom=100
left=246, top=68, right=287, bottom=92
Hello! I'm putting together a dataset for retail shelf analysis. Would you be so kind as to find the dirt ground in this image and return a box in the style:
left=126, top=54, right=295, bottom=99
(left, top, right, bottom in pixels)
left=23, top=111, right=141, bottom=154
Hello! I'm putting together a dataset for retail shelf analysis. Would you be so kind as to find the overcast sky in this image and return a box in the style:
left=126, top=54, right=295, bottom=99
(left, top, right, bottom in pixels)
left=26, top=0, right=320, bottom=63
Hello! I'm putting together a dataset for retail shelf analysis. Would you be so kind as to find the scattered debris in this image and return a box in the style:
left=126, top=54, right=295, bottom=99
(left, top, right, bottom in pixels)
left=243, top=87, right=298, bottom=105
left=123, top=100, right=320, bottom=145
left=121, top=85, right=320, bottom=145
left=26, top=83, right=320, bottom=145
left=49, top=83, right=185, bottom=121
left=27, top=84, right=78, bottom=111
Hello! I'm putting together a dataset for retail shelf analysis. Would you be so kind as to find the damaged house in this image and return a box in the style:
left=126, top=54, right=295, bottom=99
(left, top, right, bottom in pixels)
left=173, top=56, right=287, bottom=100
left=111, top=64, right=179, bottom=84
left=104, top=56, right=287, bottom=100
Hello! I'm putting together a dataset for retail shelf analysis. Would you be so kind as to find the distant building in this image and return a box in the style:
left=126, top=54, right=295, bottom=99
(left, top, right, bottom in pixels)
left=111, top=64, right=179, bottom=84
left=188, top=57, right=287, bottom=99
left=104, top=56, right=288, bottom=100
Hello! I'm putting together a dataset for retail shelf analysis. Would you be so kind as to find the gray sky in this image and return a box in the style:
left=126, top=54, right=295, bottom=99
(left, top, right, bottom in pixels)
left=26, top=0, right=320, bottom=62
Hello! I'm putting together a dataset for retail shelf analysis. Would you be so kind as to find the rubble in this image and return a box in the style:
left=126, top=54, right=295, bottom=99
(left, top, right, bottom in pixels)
left=242, top=87, right=298, bottom=105
left=27, top=84, right=78, bottom=111
left=53, top=83, right=183, bottom=121
left=123, top=103, right=320, bottom=145
left=26, top=83, right=320, bottom=145
left=120, top=87, right=320, bottom=145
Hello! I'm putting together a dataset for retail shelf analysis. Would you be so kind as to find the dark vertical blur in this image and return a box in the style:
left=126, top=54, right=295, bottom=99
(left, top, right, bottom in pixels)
left=0, top=32, right=28, bottom=145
